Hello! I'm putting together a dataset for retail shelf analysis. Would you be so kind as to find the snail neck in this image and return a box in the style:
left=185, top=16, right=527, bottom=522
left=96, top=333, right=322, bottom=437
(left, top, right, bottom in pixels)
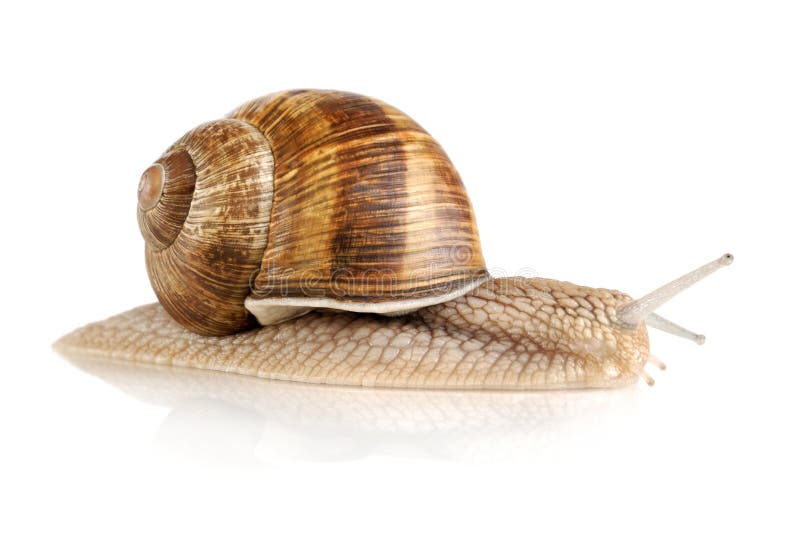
left=418, top=277, right=649, bottom=375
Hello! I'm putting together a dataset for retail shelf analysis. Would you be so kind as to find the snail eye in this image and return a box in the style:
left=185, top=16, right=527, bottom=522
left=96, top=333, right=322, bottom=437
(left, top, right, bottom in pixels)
left=137, top=163, right=165, bottom=211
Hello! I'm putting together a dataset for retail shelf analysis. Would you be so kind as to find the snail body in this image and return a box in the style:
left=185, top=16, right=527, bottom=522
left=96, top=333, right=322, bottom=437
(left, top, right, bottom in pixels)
left=58, top=90, right=732, bottom=390
left=57, top=278, right=650, bottom=389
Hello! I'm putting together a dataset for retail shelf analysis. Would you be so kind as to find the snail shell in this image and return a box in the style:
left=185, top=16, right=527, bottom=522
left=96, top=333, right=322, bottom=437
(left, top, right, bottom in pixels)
left=137, top=90, right=489, bottom=336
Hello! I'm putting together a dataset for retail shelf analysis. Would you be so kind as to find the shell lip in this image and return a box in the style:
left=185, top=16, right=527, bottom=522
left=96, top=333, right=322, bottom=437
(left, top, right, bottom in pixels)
left=245, top=275, right=491, bottom=325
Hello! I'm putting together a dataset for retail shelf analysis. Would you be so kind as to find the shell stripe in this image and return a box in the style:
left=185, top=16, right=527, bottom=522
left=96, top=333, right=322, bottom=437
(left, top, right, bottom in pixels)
left=230, top=90, right=488, bottom=305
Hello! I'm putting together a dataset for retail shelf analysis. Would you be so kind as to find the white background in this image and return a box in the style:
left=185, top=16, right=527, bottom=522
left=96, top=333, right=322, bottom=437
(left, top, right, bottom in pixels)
left=1, top=1, right=798, bottom=534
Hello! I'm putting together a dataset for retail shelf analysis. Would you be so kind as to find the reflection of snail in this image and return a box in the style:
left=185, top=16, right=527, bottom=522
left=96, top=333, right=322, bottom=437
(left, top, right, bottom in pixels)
left=57, top=90, right=733, bottom=389
left=62, top=354, right=644, bottom=462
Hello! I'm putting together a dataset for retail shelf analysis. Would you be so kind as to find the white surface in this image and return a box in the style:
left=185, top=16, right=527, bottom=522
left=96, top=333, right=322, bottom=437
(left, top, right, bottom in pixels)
left=1, top=1, right=797, bottom=534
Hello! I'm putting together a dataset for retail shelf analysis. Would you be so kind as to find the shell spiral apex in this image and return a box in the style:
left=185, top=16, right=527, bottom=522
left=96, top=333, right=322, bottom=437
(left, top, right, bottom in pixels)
left=137, top=90, right=489, bottom=336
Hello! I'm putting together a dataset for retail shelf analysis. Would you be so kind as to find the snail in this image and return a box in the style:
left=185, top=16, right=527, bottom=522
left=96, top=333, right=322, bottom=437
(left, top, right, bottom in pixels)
left=55, top=89, right=732, bottom=389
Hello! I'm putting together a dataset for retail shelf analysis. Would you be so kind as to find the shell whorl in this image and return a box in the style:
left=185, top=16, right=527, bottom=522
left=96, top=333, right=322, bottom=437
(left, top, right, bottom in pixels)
left=137, top=149, right=195, bottom=250
left=137, top=119, right=274, bottom=336
left=229, top=90, right=489, bottom=315
left=138, top=90, right=488, bottom=335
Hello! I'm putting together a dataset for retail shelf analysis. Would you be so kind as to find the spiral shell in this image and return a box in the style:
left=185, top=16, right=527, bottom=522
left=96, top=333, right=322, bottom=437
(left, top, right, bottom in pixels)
left=138, top=121, right=274, bottom=335
left=138, top=90, right=488, bottom=336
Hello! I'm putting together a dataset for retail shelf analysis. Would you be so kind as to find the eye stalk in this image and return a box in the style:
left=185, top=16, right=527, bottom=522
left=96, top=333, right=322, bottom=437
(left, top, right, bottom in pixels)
left=617, top=253, right=734, bottom=341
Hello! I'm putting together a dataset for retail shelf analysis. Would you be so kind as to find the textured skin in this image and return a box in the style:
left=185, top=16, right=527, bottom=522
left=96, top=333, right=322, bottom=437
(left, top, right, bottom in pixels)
left=55, top=278, right=649, bottom=390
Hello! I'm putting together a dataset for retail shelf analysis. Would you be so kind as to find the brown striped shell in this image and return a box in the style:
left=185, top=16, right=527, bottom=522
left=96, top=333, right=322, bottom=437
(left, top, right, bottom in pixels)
left=137, top=90, right=489, bottom=336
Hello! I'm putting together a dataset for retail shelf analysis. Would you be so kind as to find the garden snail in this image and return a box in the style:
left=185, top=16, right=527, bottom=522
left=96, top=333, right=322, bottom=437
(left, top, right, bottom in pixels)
left=56, top=89, right=732, bottom=389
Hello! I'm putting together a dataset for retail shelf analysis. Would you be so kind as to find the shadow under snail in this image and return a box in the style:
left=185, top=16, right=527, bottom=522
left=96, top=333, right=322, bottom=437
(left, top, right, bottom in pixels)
left=55, top=89, right=733, bottom=389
